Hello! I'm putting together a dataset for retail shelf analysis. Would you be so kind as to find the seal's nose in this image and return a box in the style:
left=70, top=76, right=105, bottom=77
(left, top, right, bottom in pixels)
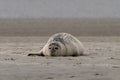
left=50, top=49, right=56, bottom=56
left=51, top=48, right=55, bottom=53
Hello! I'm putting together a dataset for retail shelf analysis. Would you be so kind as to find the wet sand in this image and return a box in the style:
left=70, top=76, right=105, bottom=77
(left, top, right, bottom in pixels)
left=0, top=18, right=120, bottom=36
left=0, top=36, right=120, bottom=80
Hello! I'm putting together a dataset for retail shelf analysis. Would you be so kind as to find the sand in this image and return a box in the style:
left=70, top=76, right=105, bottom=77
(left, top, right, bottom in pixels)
left=0, top=36, right=120, bottom=80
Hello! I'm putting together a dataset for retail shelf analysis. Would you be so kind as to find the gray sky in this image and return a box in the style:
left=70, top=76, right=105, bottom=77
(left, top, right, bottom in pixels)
left=0, top=0, right=120, bottom=18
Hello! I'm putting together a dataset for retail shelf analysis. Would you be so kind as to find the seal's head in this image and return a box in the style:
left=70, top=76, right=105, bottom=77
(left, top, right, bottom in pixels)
left=48, top=43, right=61, bottom=56
left=43, top=41, right=66, bottom=56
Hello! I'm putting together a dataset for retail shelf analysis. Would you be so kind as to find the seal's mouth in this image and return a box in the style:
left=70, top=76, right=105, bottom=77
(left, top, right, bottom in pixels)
left=51, top=53, right=56, bottom=56
left=50, top=49, right=57, bottom=56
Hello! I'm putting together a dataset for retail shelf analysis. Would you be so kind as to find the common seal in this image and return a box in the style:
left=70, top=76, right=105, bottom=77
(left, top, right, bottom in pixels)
left=28, top=33, right=85, bottom=56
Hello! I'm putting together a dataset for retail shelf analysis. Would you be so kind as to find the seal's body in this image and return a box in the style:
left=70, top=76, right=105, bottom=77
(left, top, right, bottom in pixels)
left=28, top=33, right=85, bottom=56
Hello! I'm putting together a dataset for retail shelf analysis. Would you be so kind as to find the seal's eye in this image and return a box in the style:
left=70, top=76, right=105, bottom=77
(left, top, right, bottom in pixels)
left=49, top=48, right=51, bottom=49
left=55, top=47, right=58, bottom=50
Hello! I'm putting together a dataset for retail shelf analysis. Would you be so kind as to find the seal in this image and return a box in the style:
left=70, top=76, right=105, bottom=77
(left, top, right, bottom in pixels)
left=28, top=33, right=85, bottom=56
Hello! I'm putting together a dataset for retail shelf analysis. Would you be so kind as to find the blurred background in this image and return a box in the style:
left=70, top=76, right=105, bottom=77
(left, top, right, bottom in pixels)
left=0, top=0, right=120, bottom=36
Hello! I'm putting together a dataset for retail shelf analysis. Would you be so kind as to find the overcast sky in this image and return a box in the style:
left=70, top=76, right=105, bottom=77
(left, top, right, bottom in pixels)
left=0, top=0, right=120, bottom=18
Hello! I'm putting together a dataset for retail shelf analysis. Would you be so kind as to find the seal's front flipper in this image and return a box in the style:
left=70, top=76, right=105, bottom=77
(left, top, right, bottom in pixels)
left=27, top=51, right=44, bottom=56
left=27, top=53, right=42, bottom=56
